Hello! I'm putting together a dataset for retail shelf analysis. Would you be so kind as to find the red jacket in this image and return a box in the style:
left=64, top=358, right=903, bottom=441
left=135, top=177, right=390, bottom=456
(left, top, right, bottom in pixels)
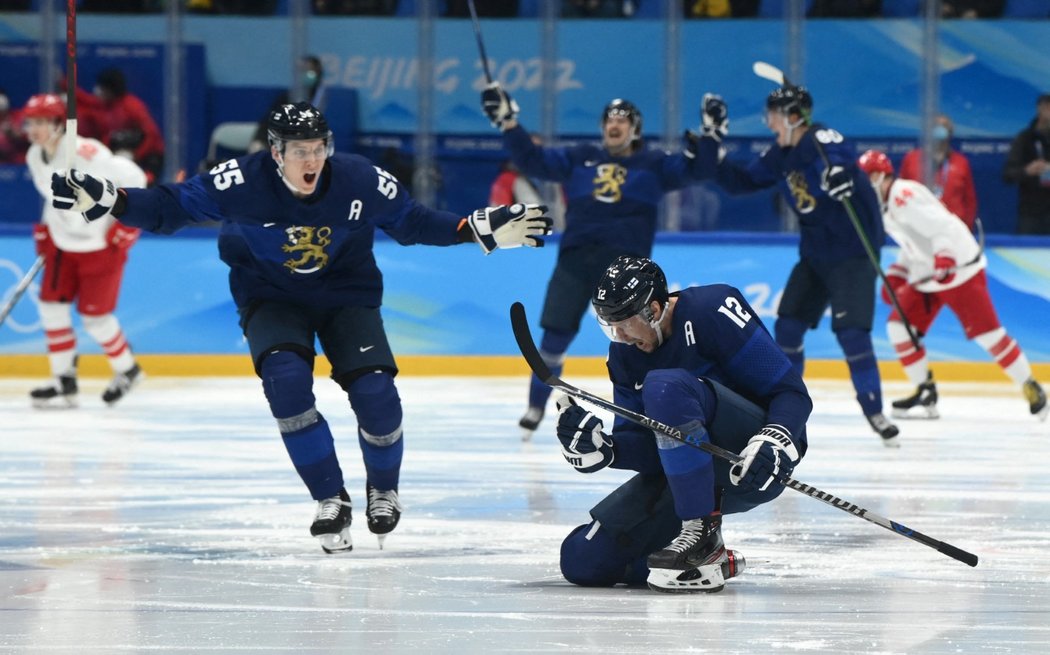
left=76, top=87, right=165, bottom=163
left=899, top=148, right=977, bottom=229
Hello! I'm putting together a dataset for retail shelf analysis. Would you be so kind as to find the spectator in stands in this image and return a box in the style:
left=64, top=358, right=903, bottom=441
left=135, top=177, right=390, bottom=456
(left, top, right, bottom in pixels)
left=899, top=114, right=978, bottom=230
left=79, top=68, right=165, bottom=184
left=1002, top=93, right=1050, bottom=235
left=807, top=0, right=881, bottom=16
left=80, top=0, right=161, bottom=11
left=941, top=0, right=1004, bottom=17
left=202, top=0, right=278, bottom=13
left=0, top=89, right=28, bottom=164
left=445, top=0, right=519, bottom=15
left=249, top=55, right=329, bottom=153
left=562, top=0, right=635, bottom=17
left=684, top=0, right=759, bottom=16
left=312, top=0, right=398, bottom=14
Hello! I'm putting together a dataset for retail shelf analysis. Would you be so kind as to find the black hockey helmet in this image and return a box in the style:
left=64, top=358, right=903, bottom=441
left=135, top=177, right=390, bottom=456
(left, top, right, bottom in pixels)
left=602, top=98, right=643, bottom=140
left=267, top=101, right=334, bottom=154
left=766, top=85, right=813, bottom=117
left=592, top=256, right=668, bottom=325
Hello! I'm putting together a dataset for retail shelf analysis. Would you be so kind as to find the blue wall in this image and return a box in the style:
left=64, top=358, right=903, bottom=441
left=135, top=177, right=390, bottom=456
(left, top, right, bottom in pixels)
left=2, top=231, right=1049, bottom=362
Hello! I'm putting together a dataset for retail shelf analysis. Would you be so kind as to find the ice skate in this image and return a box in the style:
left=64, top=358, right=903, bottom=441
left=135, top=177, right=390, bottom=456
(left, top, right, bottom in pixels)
left=30, top=374, right=78, bottom=409
left=1023, top=378, right=1048, bottom=421
left=866, top=412, right=900, bottom=448
left=310, top=490, right=353, bottom=554
left=891, top=373, right=939, bottom=419
left=102, top=363, right=144, bottom=406
left=365, top=484, right=402, bottom=549
left=646, top=513, right=745, bottom=593
left=518, top=406, right=543, bottom=441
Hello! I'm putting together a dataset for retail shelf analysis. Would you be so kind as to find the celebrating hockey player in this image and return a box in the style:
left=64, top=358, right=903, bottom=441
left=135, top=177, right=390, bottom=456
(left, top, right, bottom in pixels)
left=49, top=101, right=553, bottom=553
left=555, top=256, right=812, bottom=593
left=23, top=93, right=147, bottom=408
left=480, top=83, right=713, bottom=441
left=689, top=87, right=900, bottom=445
left=858, top=149, right=1047, bottom=420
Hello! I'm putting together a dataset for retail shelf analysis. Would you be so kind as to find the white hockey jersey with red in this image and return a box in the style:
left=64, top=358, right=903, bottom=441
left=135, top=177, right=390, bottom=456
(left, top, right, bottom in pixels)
left=883, top=177, right=985, bottom=294
left=26, top=136, right=147, bottom=253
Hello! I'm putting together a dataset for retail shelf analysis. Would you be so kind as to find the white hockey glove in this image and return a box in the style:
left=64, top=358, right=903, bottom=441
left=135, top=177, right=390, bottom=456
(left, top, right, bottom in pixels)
left=729, top=424, right=799, bottom=492
left=555, top=395, right=614, bottom=474
left=51, top=169, right=119, bottom=222
left=821, top=165, right=854, bottom=202
left=466, top=202, right=553, bottom=254
left=480, top=82, right=519, bottom=131
left=700, top=92, right=729, bottom=141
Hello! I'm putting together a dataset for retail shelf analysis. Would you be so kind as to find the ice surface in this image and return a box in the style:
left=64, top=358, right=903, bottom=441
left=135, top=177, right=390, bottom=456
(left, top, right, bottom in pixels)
left=0, top=376, right=1047, bottom=654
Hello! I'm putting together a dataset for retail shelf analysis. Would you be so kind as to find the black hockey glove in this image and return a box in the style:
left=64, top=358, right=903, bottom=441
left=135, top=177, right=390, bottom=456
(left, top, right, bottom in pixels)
left=51, top=169, right=119, bottom=221
left=700, top=92, right=728, bottom=142
left=821, top=165, right=854, bottom=202
left=555, top=395, right=614, bottom=474
left=480, top=82, right=519, bottom=131
left=466, top=202, right=552, bottom=254
left=729, top=424, right=799, bottom=492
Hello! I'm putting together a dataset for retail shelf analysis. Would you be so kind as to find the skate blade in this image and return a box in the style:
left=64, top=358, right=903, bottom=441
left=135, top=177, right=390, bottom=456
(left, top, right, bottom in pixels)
left=318, top=529, right=352, bottom=554
left=891, top=406, right=939, bottom=420
left=881, top=434, right=901, bottom=449
left=1034, top=404, right=1049, bottom=422
left=646, top=565, right=727, bottom=594
left=31, top=397, right=79, bottom=410
left=376, top=533, right=388, bottom=550
left=520, top=427, right=534, bottom=442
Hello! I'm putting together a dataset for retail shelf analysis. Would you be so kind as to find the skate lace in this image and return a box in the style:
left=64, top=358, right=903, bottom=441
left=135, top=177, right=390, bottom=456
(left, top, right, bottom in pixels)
left=316, top=498, right=347, bottom=521
left=367, top=488, right=402, bottom=517
left=666, top=520, right=707, bottom=554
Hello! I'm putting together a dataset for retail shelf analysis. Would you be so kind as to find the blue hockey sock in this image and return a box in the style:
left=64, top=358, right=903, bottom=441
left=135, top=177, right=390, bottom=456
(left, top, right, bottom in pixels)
left=348, top=371, right=403, bottom=490
left=261, top=351, right=343, bottom=500
left=775, top=317, right=807, bottom=376
left=837, top=327, right=883, bottom=415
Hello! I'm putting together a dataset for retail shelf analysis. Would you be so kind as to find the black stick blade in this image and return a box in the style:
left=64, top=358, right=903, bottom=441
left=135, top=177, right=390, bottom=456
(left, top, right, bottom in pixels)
left=510, top=302, right=553, bottom=382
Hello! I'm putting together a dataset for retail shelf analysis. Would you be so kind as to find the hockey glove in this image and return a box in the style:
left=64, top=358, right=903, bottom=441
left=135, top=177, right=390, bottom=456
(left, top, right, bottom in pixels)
left=555, top=395, right=614, bottom=474
left=108, top=223, right=141, bottom=250
left=466, top=202, right=552, bottom=254
left=729, top=424, right=799, bottom=492
left=820, top=165, right=854, bottom=202
left=32, top=224, right=53, bottom=257
left=933, top=253, right=956, bottom=284
left=51, top=169, right=119, bottom=221
left=480, top=82, right=519, bottom=131
left=700, top=93, right=728, bottom=142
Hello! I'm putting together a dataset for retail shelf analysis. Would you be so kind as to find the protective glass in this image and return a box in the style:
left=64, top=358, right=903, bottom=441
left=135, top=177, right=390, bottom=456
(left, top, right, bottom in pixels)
left=596, top=312, right=650, bottom=344
left=284, top=142, right=330, bottom=162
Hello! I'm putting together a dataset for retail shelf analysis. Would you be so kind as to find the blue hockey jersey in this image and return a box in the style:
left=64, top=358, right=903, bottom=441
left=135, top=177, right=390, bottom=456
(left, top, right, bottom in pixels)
left=503, top=125, right=708, bottom=256
left=606, top=285, right=812, bottom=458
left=120, top=152, right=464, bottom=309
left=702, top=123, right=884, bottom=263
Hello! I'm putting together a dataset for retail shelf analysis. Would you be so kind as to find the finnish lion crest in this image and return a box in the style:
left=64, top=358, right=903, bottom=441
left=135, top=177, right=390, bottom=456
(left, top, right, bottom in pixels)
left=282, top=225, right=332, bottom=274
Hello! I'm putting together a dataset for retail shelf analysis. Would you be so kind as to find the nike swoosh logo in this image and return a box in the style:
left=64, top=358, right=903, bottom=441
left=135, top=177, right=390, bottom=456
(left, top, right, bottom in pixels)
left=584, top=160, right=599, bottom=167
left=359, top=345, right=375, bottom=352
left=634, top=382, right=643, bottom=390
left=263, top=222, right=276, bottom=227
left=834, top=311, right=848, bottom=319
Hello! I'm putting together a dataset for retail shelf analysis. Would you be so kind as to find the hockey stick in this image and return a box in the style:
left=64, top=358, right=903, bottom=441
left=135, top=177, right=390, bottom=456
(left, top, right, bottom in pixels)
left=467, top=0, right=494, bottom=84
left=752, top=61, right=923, bottom=353
left=64, top=0, right=78, bottom=171
left=0, top=256, right=44, bottom=328
left=510, top=301, right=979, bottom=567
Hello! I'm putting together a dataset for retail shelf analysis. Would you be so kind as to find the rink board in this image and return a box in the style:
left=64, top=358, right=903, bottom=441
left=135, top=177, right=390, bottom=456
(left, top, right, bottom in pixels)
left=1, top=233, right=1048, bottom=376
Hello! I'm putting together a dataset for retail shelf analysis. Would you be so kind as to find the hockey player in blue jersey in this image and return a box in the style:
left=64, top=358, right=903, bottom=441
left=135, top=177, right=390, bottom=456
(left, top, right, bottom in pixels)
left=481, top=83, right=714, bottom=441
left=690, top=86, right=899, bottom=445
left=555, top=256, right=812, bottom=592
left=50, top=102, right=553, bottom=553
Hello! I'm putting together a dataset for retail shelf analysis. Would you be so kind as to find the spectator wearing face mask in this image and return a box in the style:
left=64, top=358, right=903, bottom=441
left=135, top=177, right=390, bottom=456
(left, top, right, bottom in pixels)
left=898, top=114, right=977, bottom=230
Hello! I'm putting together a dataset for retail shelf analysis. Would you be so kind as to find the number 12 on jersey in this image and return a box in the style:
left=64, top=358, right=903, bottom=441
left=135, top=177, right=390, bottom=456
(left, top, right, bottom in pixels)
left=717, top=296, right=752, bottom=329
